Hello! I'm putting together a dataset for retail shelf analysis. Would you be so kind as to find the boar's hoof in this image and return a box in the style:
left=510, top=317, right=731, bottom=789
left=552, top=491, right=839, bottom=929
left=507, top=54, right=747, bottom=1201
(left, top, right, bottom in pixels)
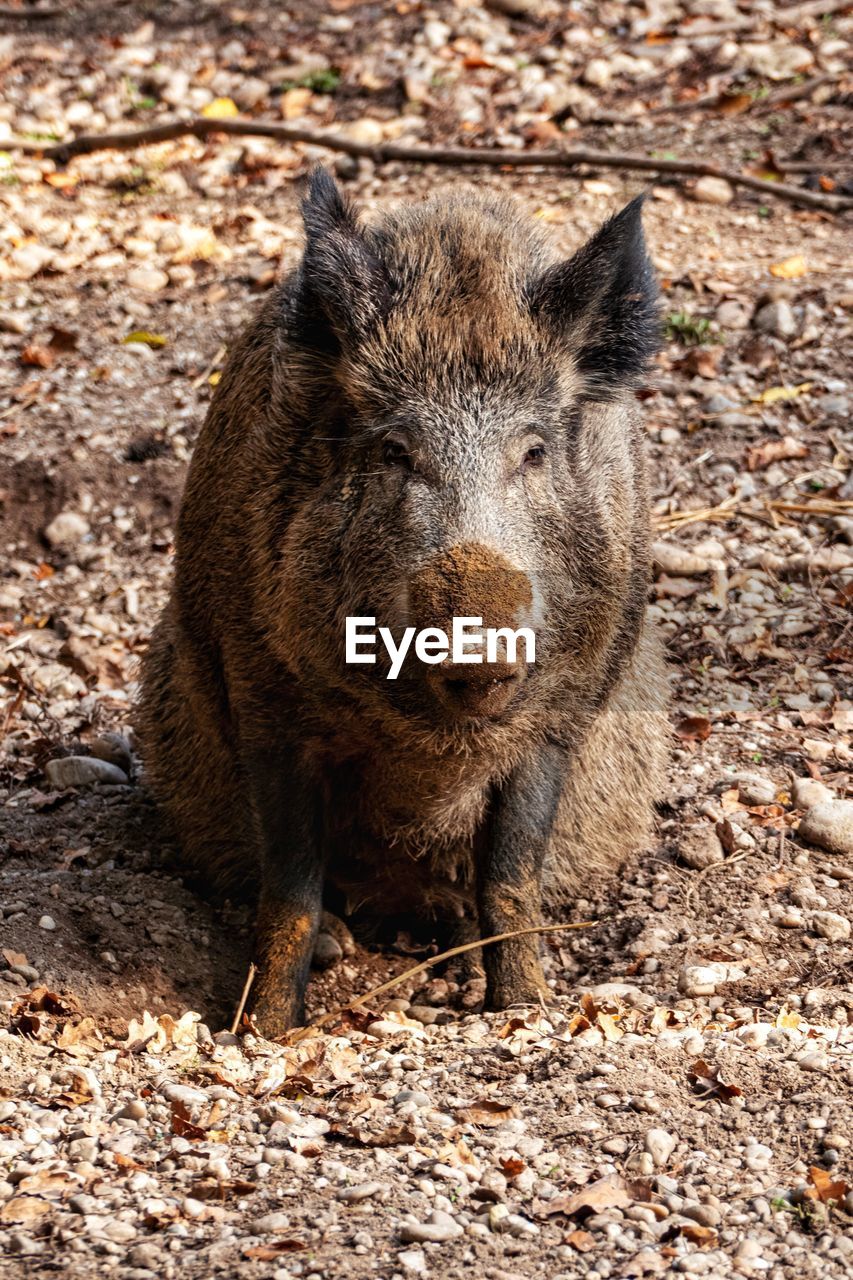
left=313, top=931, right=343, bottom=969
left=485, top=963, right=550, bottom=1013
left=315, top=910, right=356, bottom=964
left=249, top=984, right=306, bottom=1039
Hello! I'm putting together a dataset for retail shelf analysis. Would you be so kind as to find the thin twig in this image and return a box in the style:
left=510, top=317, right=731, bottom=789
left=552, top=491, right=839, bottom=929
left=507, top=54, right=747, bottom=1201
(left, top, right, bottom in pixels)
left=284, top=919, right=598, bottom=1043
left=664, top=0, right=852, bottom=38
left=685, top=851, right=753, bottom=912
left=190, top=343, right=226, bottom=391
left=230, top=962, right=257, bottom=1034
left=10, top=118, right=852, bottom=213
left=0, top=5, right=63, bottom=16
left=754, top=72, right=840, bottom=115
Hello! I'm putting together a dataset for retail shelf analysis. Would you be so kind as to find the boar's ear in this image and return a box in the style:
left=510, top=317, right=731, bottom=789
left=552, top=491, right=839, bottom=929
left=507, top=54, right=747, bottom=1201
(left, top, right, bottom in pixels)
left=295, top=168, right=391, bottom=350
left=527, top=195, right=659, bottom=396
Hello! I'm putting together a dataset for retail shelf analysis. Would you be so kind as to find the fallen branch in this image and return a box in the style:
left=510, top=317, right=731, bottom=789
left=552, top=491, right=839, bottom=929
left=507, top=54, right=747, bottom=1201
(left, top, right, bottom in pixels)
left=654, top=494, right=853, bottom=533
left=0, top=5, right=63, bottom=15
left=283, top=919, right=597, bottom=1043
left=664, top=0, right=852, bottom=39
left=14, top=117, right=852, bottom=213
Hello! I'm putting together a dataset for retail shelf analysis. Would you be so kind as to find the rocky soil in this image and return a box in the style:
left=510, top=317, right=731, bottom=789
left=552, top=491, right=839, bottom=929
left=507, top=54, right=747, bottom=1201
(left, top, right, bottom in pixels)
left=1, top=2, right=852, bottom=1278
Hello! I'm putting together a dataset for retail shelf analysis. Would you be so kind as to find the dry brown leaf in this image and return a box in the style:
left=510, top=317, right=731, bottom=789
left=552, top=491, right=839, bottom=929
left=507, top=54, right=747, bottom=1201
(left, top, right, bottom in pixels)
left=17, top=1171, right=79, bottom=1196
left=679, top=1223, right=718, bottom=1246
left=715, top=91, right=753, bottom=116
left=244, top=1241, right=306, bottom=1259
left=0, top=1196, right=53, bottom=1223
left=329, top=1121, right=417, bottom=1148
left=746, top=436, right=809, bottom=472
left=805, top=1166, right=849, bottom=1205
left=191, top=1177, right=257, bottom=1200
left=2, top=949, right=27, bottom=968
left=56, top=1016, right=102, bottom=1051
left=565, top=1228, right=596, bottom=1251
left=688, top=1059, right=743, bottom=1105
left=170, top=1100, right=207, bottom=1141
left=456, top=1099, right=518, bottom=1127
left=770, top=255, right=807, bottom=280
left=113, top=1152, right=145, bottom=1171
left=500, top=1157, right=526, bottom=1178
left=597, top=1011, right=624, bottom=1042
left=20, top=344, right=55, bottom=369
left=831, top=701, right=853, bottom=733
left=675, top=716, right=712, bottom=742
left=542, top=1173, right=652, bottom=1217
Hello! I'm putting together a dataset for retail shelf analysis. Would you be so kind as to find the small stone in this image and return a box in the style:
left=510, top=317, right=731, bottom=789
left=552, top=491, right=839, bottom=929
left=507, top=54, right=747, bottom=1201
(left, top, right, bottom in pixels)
left=128, top=1244, right=163, bottom=1269
left=679, top=826, right=725, bottom=871
left=400, top=1213, right=464, bottom=1243
left=798, top=801, right=853, bottom=858
left=791, top=778, right=834, bottom=810
left=693, top=176, right=734, bottom=206
left=704, top=391, right=741, bottom=415
left=644, top=1128, right=676, bottom=1168
left=253, top=1211, right=292, bottom=1233
left=127, top=266, right=170, bottom=293
left=338, top=1181, right=385, bottom=1203
left=312, top=932, right=343, bottom=969
left=681, top=1201, right=721, bottom=1229
left=797, top=1052, right=828, bottom=1072
left=398, top=1249, right=427, bottom=1274
left=88, top=732, right=133, bottom=774
left=714, top=302, right=751, bottom=331
left=732, top=773, right=777, bottom=807
left=742, top=41, right=814, bottom=80
left=504, top=1213, right=539, bottom=1237
left=744, top=1142, right=773, bottom=1172
left=753, top=300, right=797, bottom=339
left=678, top=964, right=724, bottom=997
left=652, top=543, right=720, bottom=576
left=738, top=1024, right=772, bottom=1050
left=11, top=243, right=54, bottom=279
left=44, top=511, right=90, bottom=547
left=45, top=757, right=129, bottom=790
left=407, top=1006, right=439, bottom=1025
left=811, top=911, right=851, bottom=943
left=38, top=916, right=56, bottom=931
left=115, top=1099, right=147, bottom=1120
left=583, top=58, right=612, bottom=88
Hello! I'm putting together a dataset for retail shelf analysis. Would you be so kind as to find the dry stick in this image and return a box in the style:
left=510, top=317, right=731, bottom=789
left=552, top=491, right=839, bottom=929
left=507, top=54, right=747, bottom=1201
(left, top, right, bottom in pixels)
left=0, top=6, right=63, bottom=16
left=285, top=919, right=598, bottom=1044
left=230, top=962, right=257, bottom=1035
left=667, top=0, right=853, bottom=36
left=17, top=118, right=853, bottom=213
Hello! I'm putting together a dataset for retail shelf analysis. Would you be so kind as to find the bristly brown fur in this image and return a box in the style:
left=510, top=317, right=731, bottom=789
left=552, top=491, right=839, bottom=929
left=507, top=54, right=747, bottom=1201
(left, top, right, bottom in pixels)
left=138, top=172, right=670, bottom=1031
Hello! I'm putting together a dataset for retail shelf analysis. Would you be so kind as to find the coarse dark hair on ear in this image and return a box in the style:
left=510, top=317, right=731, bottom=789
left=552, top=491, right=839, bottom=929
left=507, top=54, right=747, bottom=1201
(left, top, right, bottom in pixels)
left=526, top=195, right=660, bottom=397
left=292, top=168, right=392, bottom=352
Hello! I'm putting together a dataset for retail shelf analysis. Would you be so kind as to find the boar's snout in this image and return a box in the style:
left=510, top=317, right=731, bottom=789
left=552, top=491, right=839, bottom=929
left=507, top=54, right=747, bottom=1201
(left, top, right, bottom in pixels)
left=409, top=543, right=536, bottom=719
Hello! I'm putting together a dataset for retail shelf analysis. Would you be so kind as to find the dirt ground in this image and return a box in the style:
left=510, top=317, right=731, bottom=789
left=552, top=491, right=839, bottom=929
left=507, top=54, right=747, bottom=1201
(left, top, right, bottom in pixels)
left=1, top=2, right=852, bottom=1278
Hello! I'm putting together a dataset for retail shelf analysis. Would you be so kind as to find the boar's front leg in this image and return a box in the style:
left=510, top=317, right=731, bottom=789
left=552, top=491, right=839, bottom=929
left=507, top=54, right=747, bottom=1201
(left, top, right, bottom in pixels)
left=478, top=741, right=567, bottom=1011
left=244, top=749, right=324, bottom=1037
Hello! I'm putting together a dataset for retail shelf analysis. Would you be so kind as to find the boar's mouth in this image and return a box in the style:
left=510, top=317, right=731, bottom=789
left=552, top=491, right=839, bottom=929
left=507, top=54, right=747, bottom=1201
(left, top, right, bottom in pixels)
left=431, top=662, right=526, bottom=721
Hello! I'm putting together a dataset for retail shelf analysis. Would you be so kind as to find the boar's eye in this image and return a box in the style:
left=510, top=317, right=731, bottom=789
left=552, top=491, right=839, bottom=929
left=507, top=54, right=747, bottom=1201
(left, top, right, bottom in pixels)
left=382, top=438, right=413, bottom=470
left=522, top=443, right=546, bottom=469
